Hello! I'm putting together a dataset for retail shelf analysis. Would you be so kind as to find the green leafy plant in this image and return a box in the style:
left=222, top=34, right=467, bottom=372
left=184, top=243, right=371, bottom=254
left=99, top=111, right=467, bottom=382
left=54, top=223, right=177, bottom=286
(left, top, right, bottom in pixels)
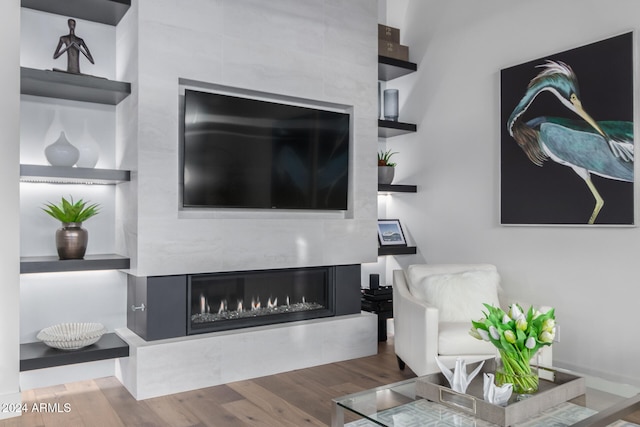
left=42, top=196, right=100, bottom=224
left=378, top=149, right=397, bottom=167
left=470, top=303, right=556, bottom=394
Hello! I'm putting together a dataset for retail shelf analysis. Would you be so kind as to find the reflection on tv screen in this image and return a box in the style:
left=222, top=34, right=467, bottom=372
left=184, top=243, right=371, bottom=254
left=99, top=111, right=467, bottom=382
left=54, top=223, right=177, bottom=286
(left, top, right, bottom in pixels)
left=182, top=90, right=350, bottom=210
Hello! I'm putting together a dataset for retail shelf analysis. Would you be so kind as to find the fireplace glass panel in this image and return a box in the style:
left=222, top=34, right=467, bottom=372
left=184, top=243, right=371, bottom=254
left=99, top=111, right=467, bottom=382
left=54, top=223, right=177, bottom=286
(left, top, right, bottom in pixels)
left=188, top=267, right=334, bottom=334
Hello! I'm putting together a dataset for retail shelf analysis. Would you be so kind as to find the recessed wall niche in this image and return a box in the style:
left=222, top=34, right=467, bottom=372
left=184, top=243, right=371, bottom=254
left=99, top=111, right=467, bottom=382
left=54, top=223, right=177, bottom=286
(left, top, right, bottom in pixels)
left=20, top=8, right=115, bottom=79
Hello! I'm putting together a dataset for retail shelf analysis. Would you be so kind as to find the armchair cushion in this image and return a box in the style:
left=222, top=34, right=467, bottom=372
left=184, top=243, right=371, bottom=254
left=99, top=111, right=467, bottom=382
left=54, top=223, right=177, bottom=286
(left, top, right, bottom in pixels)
left=438, top=322, right=496, bottom=356
left=407, top=269, right=501, bottom=322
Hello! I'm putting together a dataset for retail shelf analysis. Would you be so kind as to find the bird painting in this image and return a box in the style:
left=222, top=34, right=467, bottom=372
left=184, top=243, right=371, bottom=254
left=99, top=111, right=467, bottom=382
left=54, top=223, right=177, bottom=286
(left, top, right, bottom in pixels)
left=506, top=60, right=634, bottom=225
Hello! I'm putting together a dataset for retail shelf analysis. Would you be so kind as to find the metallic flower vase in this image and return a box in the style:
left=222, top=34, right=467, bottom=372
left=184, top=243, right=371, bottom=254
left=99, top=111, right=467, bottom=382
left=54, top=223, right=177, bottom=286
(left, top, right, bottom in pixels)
left=378, top=166, right=395, bottom=184
left=56, top=222, right=88, bottom=259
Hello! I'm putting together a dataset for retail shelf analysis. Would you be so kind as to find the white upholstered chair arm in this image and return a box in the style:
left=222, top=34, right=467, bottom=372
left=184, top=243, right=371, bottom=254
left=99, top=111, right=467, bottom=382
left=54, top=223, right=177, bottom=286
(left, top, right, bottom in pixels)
left=393, top=270, right=440, bottom=376
left=535, top=305, right=554, bottom=367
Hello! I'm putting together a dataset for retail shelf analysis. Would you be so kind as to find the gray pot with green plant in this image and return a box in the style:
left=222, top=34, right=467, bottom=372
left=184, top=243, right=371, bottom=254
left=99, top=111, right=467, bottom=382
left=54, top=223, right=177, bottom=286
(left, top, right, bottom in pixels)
left=43, top=196, right=100, bottom=260
left=378, top=149, right=397, bottom=185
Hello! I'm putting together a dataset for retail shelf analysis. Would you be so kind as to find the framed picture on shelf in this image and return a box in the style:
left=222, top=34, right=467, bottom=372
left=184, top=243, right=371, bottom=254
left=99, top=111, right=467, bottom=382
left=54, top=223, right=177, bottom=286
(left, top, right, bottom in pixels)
left=377, top=219, right=407, bottom=246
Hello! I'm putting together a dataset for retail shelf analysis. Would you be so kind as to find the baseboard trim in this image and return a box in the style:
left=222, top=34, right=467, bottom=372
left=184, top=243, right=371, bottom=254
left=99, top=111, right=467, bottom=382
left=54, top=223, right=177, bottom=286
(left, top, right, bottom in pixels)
left=554, top=360, right=640, bottom=393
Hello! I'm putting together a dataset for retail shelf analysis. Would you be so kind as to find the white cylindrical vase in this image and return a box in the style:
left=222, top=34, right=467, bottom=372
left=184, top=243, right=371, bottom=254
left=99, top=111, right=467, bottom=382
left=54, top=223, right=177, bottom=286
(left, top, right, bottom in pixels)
left=76, top=121, right=100, bottom=168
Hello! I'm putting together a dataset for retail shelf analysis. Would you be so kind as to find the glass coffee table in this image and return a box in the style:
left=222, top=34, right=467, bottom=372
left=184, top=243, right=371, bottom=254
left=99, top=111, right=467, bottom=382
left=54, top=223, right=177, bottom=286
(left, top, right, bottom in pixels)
left=332, top=368, right=640, bottom=427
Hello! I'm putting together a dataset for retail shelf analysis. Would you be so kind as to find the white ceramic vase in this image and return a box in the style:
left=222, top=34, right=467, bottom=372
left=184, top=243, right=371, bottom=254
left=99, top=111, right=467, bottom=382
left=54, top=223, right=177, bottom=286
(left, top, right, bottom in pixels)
left=45, top=131, right=79, bottom=167
left=75, top=122, right=100, bottom=168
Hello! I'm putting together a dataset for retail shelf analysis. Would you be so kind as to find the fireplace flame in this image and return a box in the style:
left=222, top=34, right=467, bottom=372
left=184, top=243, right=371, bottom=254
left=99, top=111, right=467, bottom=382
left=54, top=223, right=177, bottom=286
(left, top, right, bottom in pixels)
left=200, top=293, right=207, bottom=314
left=195, top=290, right=318, bottom=324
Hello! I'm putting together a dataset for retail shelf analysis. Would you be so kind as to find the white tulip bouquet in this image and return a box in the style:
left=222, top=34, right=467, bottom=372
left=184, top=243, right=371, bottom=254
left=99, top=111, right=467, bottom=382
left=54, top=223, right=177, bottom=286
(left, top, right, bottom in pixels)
left=470, top=303, right=556, bottom=394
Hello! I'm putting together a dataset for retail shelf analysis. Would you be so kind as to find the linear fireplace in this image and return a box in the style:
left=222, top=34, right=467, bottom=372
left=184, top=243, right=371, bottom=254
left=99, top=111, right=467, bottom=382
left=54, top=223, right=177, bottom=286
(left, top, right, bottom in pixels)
left=127, top=264, right=361, bottom=341
left=188, top=266, right=335, bottom=334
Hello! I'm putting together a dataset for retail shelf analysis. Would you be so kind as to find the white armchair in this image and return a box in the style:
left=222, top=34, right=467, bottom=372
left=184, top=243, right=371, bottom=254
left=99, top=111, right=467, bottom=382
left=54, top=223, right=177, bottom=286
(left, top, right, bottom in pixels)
left=392, top=264, right=552, bottom=376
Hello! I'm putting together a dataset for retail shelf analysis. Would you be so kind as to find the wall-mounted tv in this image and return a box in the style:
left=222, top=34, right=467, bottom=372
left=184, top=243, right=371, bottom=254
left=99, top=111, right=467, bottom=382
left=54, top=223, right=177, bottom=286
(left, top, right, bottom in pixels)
left=182, top=89, right=350, bottom=210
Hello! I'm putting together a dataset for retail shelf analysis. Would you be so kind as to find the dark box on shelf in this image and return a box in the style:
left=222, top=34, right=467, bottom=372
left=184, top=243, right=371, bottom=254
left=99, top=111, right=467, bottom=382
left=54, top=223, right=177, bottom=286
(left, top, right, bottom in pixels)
left=378, top=24, right=401, bottom=43
left=363, top=285, right=392, bottom=297
left=378, top=40, right=409, bottom=61
left=362, top=299, right=393, bottom=312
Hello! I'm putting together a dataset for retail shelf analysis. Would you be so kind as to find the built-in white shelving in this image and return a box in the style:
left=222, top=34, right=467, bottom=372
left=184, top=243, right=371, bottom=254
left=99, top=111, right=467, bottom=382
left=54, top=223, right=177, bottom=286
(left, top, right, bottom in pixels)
left=19, top=0, right=132, bottom=371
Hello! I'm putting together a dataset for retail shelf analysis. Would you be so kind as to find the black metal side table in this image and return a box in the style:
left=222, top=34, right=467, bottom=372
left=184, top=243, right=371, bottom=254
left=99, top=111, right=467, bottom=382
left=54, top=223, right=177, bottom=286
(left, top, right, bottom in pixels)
left=361, top=286, right=393, bottom=341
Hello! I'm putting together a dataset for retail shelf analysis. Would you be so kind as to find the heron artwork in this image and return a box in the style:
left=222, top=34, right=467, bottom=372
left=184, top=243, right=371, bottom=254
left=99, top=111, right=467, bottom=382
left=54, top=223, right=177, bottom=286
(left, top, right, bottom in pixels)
left=507, top=60, right=634, bottom=225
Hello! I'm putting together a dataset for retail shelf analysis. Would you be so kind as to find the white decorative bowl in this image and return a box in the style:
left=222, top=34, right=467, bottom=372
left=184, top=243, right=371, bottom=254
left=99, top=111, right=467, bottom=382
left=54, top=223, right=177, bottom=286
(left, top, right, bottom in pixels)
left=37, top=323, right=106, bottom=350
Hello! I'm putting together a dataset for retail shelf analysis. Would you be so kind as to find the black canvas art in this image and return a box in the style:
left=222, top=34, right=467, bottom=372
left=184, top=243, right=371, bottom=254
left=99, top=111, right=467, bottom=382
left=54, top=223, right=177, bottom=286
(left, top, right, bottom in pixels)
left=500, top=33, right=634, bottom=225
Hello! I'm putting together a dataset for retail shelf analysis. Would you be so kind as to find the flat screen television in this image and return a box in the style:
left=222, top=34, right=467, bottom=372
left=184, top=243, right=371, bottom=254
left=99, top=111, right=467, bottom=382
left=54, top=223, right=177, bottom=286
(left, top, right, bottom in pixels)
left=182, top=89, right=350, bottom=210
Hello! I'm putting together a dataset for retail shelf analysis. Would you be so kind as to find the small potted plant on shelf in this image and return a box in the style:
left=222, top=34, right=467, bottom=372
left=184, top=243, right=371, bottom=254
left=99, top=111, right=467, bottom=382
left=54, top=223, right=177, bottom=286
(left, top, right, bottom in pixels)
left=42, top=196, right=100, bottom=260
left=378, top=149, right=397, bottom=185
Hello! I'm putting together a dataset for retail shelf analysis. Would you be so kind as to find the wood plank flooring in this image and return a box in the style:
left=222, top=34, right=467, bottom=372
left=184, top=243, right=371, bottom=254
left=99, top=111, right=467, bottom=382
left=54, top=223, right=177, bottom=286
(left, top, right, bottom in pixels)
left=0, top=338, right=416, bottom=427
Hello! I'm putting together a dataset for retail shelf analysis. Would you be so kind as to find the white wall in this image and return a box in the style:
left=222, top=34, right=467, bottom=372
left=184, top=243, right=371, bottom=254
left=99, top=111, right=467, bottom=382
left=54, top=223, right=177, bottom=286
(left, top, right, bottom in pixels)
left=0, top=0, right=22, bottom=420
left=386, top=0, right=640, bottom=385
left=121, top=0, right=379, bottom=277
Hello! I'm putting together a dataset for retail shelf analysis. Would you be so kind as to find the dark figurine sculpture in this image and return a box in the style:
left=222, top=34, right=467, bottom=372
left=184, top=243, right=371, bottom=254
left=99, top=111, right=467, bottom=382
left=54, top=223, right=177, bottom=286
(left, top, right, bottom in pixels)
left=53, top=18, right=94, bottom=74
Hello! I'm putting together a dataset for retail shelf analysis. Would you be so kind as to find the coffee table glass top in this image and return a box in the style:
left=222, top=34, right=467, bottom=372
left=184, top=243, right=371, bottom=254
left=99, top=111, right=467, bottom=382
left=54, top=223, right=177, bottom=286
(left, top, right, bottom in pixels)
left=332, top=369, right=640, bottom=427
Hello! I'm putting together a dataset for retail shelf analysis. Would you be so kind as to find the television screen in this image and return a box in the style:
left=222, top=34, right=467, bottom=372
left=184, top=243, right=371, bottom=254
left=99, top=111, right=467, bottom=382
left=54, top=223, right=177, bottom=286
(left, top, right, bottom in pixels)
left=182, top=89, right=350, bottom=210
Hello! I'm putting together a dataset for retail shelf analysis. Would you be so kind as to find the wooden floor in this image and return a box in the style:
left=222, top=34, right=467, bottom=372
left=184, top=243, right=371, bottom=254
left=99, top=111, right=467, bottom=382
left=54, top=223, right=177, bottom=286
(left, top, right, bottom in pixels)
left=0, top=338, right=416, bottom=427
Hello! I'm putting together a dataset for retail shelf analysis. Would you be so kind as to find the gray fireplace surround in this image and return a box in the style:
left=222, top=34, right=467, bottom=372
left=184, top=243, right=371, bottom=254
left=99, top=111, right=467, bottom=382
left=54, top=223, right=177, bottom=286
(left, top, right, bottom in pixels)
left=127, top=264, right=362, bottom=341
